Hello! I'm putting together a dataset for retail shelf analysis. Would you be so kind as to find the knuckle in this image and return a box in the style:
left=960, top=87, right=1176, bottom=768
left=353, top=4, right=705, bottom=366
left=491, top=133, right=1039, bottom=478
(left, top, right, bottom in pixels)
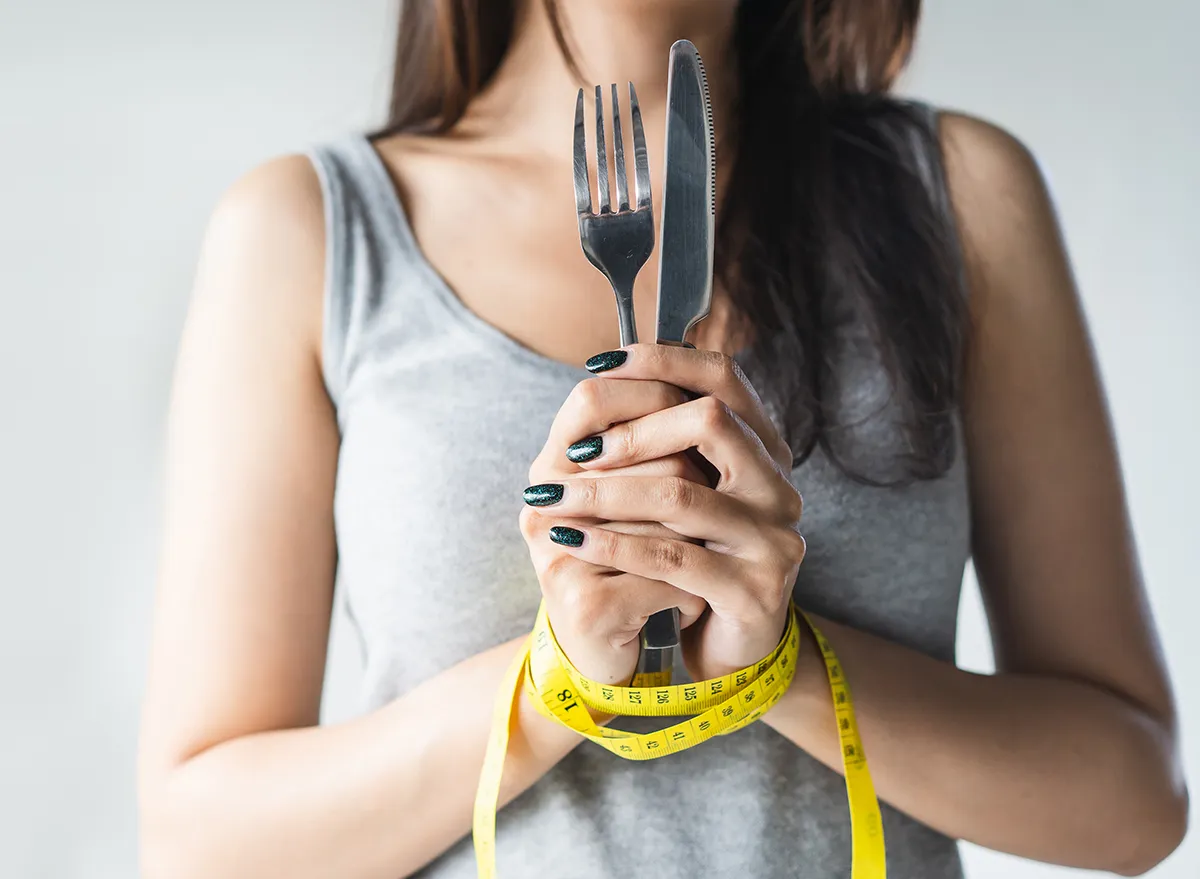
left=700, top=348, right=728, bottom=376
left=613, top=611, right=645, bottom=643
left=678, top=592, right=709, bottom=622
left=752, top=568, right=789, bottom=611
left=782, top=486, right=804, bottom=524
left=774, top=439, right=795, bottom=469
left=530, top=453, right=566, bottom=480
left=649, top=539, right=689, bottom=574
left=694, top=395, right=730, bottom=432
left=586, top=526, right=620, bottom=564
left=576, top=476, right=601, bottom=509
left=727, top=356, right=752, bottom=391
left=768, top=527, right=807, bottom=569
left=643, top=343, right=672, bottom=372
left=613, top=424, right=639, bottom=462
left=704, top=350, right=739, bottom=387
left=528, top=451, right=558, bottom=484
left=608, top=592, right=651, bottom=637
left=657, top=476, right=695, bottom=512
left=539, top=551, right=576, bottom=586
left=786, top=529, right=808, bottom=565
left=519, top=506, right=544, bottom=541
left=569, top=377, right=606, bottom=414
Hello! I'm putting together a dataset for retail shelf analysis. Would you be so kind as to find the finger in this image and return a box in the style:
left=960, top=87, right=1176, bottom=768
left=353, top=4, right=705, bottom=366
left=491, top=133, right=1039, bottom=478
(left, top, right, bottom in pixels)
left=533, top=454, right=712, bottom=546
left=522, top=504, right=690, bottom=563
left=547, top=524, right=766, bottom=620
left=534, top=378, right=689, bottom=480
left=525, top=475, right=760, bottom=550
left=597, top=519, right=698, bottom=543
left=566, top=450, right=709, bottom=543
left=522, top=513, right=708, bottom=628
left=571, top=452, right=710, bottom=486
left=524, top=483, right=699, bottom=545
left=582, top=344, right=793, bottom=469
left=537, top=553, right=708, bottom=635
left=572, top=396, right=800, bottom=518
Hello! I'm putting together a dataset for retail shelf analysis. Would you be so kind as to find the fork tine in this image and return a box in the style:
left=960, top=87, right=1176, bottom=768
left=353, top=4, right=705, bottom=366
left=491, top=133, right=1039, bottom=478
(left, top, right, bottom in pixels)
left=629, top=83, right=651, bottom=210
left=610, top=84, right=630, bottom=212
left=572, top=88, right=592, bottom=215
left=594, top=85, right=610, bottom=214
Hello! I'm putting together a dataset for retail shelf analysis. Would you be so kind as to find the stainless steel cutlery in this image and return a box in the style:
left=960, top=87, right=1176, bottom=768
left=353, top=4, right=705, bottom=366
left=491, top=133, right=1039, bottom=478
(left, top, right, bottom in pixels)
left=571, top=40, right=717, bottom=680
left=573, top=83, right=655, bottom=346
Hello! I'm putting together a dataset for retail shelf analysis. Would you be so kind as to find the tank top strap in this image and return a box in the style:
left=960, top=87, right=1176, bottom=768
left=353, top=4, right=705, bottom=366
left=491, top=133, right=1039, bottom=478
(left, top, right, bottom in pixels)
left=904, top=100, right=971, bottom=301
left=305, top=135, right=428, bottom=408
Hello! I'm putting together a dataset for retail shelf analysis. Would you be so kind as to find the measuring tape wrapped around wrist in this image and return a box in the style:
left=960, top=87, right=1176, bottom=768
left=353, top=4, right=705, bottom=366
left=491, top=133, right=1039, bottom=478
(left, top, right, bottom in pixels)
left=473, top=601, right=886, bottom=879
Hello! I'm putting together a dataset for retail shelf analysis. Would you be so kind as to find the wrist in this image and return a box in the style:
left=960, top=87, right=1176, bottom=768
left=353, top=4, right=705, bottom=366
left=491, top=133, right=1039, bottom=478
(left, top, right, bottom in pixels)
left=760, top=613, right=831, bottom=728
left=684, top=603, right=794, bottom=683
left=514, top=681, right=616, bottom=777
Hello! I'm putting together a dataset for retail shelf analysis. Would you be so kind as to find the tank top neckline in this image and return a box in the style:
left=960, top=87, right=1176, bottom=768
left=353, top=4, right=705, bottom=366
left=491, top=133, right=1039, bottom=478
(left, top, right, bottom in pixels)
left=351, top=135, right=595, bottom=381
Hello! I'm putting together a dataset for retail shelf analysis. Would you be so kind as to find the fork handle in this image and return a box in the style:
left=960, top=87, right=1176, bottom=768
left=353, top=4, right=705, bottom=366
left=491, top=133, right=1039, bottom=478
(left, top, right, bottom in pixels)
left=613, top=280, right=638, bottom=347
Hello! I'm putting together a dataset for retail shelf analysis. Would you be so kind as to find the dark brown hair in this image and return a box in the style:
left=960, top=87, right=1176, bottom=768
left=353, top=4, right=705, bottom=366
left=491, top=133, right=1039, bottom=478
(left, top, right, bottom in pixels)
left=377, top=0, right=967, bottom=484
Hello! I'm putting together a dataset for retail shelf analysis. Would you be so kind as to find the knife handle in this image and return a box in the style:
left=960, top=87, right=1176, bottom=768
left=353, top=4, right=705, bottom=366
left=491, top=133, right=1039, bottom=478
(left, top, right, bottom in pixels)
left=634, top=339, right=698, bottom=672
left=639, top=607, right=681, bottom=660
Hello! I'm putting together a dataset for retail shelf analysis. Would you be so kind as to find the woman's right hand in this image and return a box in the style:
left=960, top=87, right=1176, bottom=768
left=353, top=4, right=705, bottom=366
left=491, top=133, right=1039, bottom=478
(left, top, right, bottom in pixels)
left=519, top=375, right=710, bottom=687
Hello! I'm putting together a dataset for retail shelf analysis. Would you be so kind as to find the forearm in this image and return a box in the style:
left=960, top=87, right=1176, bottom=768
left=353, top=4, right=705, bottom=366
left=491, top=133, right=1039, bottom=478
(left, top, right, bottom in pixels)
left=762, top=615, right=1187, bottom=876
left=140, top=636, right=588, bottom=879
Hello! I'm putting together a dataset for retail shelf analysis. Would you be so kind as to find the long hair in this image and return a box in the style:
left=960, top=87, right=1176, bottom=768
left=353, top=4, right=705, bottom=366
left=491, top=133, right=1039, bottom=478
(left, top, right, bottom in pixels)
left=376, top=0, right=967, bottom=484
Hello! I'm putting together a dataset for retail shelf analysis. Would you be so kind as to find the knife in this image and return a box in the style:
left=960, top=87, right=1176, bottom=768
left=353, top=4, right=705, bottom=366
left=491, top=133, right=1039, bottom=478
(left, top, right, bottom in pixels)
left=637, top=39, right=717, bottom=677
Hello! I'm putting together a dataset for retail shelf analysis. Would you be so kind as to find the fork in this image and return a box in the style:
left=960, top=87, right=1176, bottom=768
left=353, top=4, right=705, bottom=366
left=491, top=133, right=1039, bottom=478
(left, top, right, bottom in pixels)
left=573, top=85, right=680, bottom=678
left=573, top=83, right=654, bottom=346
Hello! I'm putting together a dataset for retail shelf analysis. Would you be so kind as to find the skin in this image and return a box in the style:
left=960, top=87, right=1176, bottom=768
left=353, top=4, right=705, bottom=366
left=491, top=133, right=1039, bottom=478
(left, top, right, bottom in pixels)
left=137, top=1, right=1187, bottom=877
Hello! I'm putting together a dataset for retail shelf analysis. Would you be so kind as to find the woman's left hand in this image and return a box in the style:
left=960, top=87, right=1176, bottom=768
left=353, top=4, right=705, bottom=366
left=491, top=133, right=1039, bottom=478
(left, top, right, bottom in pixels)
left=526, top=344, right=807, bottom=682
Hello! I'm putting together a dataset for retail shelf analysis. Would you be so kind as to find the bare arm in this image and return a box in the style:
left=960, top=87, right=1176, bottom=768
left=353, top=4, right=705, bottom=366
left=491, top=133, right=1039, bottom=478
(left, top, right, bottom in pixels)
left=136, top=157, right=590, bottom=879
left=761, top=113, right=1187, bottom=876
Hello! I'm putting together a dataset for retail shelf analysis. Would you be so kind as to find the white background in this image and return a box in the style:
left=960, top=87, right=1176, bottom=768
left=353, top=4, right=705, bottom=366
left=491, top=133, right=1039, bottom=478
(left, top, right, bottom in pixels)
left=0, top=1, right=1196, bottom=876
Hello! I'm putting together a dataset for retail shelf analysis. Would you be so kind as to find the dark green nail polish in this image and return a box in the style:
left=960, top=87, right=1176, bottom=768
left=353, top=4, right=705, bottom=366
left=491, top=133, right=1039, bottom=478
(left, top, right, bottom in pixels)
left=549, top=526, right=585, bottom=548
left=566, top=436, right=603, bottom=463
left=523, top=483, right=564, bottom=506
left=585, top=350, right=628, bottom=373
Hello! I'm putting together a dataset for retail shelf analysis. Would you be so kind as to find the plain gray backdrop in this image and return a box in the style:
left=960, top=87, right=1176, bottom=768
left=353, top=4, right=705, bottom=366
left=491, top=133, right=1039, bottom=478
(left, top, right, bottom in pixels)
left=1, top=1, right=1196, bottom=876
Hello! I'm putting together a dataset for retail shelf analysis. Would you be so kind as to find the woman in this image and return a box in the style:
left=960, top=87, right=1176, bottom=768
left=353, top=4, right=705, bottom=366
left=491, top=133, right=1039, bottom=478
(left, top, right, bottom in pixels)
left=137, top=1, right=1187, bottom=877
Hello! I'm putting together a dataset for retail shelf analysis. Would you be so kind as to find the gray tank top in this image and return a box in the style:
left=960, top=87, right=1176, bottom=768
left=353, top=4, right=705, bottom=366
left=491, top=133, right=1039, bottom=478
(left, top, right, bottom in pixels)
left=307, top=104, right=970, bottom=879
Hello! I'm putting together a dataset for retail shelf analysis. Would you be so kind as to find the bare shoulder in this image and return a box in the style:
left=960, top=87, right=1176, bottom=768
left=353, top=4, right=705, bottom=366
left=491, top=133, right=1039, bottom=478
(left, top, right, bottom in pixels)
left=933, top=111, right=1066, bottom=302
left=208, top=153, right=324, bottom=247
left=936, top=111, right=1047, bottom=218
left=192, top=153, right=326, bottom=353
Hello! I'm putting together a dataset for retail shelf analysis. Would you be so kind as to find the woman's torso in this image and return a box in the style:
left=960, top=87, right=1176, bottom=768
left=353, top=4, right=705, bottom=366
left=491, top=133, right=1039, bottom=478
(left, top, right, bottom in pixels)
left=308, top=104, right=970, bottom=878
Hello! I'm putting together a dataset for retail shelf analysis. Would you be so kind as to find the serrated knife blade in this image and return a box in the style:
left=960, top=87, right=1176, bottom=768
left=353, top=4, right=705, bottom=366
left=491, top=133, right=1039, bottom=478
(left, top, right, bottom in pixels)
left=655, top=39, right=716, bottom=346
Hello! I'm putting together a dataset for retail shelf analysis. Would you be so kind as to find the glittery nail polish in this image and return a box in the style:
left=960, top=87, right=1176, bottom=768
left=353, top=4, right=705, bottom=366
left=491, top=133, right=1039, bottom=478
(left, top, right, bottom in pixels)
left=566, top=436, right=603, bottom=463
left=549, top=526, right=585, bottom=548
left=523, top=483, right=564, bottom=506
left=585, top=350, right=628, bottom=374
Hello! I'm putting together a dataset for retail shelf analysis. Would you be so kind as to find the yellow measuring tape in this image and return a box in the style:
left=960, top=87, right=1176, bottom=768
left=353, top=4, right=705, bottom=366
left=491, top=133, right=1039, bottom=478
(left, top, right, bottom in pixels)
left=473, top=601, right=886, bottom=878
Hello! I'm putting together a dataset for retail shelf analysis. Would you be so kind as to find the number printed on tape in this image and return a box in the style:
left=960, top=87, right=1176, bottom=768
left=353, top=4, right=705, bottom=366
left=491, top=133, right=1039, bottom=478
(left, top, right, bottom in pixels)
left=471, top=602, right=887, bottom=879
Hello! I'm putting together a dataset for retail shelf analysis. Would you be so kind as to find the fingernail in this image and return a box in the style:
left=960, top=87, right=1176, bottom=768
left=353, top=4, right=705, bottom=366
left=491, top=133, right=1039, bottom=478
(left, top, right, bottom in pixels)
left=585, top=350, right=628, bottom=374
left=523, top=483, right=564, bottom=506
left=566, top=436, right=603, bottom=463
left=549, top=525, right=586, bottom=548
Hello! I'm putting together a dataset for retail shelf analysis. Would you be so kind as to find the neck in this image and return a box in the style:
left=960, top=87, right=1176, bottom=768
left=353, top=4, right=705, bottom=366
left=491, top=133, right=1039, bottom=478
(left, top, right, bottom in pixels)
left=463, top=0, right=738, bottom=151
